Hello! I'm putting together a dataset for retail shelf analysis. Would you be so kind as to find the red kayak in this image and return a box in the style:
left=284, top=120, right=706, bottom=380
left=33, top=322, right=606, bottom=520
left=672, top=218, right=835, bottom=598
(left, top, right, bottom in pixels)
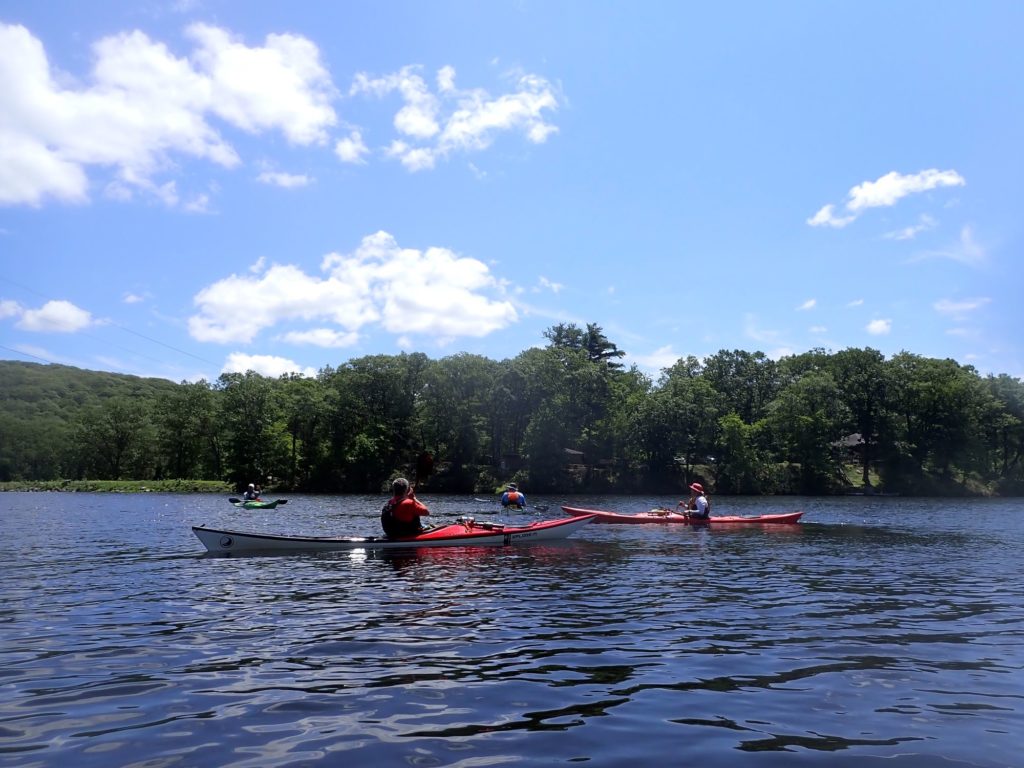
left=561, top=505, right=803, bottom=525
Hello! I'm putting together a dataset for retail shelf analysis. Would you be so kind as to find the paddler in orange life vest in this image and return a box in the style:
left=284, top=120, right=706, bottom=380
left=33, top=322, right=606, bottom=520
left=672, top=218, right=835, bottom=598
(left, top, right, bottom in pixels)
left=677, top=482, right=711, bottom=519
left=501, top=483, right=526, bottom=510
left=380, top=477, right=431, bottom=538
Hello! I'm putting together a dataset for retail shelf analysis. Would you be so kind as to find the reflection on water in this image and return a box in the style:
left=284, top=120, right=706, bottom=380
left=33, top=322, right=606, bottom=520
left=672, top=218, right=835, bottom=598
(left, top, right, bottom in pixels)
left=1, top=492, right=1022, bottom=767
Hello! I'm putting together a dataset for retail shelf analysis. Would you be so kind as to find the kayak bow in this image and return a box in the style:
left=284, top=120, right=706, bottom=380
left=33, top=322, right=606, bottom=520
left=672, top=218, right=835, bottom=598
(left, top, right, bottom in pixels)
left=561, top=506, right=803, bottom=525
left=193, top=514, right=596, bottom=554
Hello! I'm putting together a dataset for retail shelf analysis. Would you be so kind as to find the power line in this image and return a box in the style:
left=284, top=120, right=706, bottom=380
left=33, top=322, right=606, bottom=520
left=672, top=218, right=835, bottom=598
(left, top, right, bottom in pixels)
left=0, top=275, right=219, bottom=369
left=112, top=323, right=218, bottom=366
left=0, top=344, right=57, bottom=365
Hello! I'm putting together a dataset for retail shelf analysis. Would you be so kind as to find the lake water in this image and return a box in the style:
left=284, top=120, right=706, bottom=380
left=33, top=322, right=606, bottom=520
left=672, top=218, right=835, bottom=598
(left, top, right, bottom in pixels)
left=1, top=492, right=1022, bottom=767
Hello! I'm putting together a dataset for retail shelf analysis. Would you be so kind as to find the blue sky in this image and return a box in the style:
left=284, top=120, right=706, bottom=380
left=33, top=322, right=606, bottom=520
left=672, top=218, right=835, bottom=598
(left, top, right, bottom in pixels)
left=1, top=1, right=1021, bottom=382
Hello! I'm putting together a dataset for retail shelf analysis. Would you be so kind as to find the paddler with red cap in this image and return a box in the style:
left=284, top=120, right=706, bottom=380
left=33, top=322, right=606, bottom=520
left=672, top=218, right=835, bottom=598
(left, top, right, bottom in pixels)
left=676, top=482, right=711, bottom=519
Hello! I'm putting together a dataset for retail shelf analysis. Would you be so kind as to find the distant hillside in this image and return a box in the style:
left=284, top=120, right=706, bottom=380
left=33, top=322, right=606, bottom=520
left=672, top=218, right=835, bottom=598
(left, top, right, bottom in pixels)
left=0, top=361, right=181, bottom=481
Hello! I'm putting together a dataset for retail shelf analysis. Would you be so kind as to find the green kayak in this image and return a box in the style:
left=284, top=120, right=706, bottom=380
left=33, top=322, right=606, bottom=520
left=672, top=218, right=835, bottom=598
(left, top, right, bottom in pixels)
left=229, top=498, right=288, bottom=510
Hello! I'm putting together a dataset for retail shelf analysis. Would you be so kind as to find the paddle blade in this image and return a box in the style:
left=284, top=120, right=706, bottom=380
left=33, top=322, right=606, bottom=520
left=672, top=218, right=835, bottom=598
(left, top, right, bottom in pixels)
left=276, top=499, right=289, bottom=505
left=228, top=498, right=241, bottom=504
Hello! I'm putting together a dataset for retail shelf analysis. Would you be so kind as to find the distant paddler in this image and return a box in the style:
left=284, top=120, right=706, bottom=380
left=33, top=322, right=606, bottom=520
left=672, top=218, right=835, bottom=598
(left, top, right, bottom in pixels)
left=501, top=483, right=527, bottom=510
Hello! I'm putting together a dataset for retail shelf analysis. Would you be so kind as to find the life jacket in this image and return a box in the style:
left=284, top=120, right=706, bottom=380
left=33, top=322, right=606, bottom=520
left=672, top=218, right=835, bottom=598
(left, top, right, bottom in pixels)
left=381, top=498, right=421, bottom=538
left=693, top=494, right=711, bottom=518
left=503, top=490, right=523, bottom=507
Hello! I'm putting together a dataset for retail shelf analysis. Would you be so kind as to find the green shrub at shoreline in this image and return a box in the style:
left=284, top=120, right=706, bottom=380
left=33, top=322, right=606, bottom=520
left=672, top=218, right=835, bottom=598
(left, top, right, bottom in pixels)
left=0, top=479, right=234, bottom=493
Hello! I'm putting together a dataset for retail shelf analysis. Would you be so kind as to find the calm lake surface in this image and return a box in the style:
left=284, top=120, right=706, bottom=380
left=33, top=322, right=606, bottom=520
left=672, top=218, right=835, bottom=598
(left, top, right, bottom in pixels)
left=1, top=492, right=1022, bottom=767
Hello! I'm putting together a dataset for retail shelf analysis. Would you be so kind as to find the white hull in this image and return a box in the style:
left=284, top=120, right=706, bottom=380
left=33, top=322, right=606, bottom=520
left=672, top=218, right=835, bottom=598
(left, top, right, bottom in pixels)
left=193, top=515, right=594, bottom=554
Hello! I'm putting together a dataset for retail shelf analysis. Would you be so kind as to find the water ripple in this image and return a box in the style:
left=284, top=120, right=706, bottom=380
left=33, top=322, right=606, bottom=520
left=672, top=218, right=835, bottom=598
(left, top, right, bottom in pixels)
left=1, top=493, right=1022, bottom=767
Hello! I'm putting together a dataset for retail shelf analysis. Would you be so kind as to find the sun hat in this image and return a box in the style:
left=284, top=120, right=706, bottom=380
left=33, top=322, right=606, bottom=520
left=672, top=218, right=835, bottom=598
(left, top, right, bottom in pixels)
left=689, top=482, right=704, bottom=494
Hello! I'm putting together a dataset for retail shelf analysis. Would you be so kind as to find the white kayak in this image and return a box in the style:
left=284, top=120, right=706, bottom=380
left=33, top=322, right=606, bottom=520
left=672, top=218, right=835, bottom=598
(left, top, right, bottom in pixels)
left=192, top=514, right=595, bottom=555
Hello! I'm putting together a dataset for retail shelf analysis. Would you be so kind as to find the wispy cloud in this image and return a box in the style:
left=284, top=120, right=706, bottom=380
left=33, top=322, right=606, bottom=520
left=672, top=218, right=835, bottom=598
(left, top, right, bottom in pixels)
left=911, top=225, right=986, bottom=266
left=797, top=299, right=816, bottom=311
left=350, top=65, right=560, bottom=172
left=743, top=313, right=794, bottom=358
left=808, top=169, right=964, bottom=229
left=629, top=344, right=683, bottom=374
left=536, top=276, right=564, bottom=293
left=884, top=214, right=937, bottom=241
left=934, top=297, right=991, bottom=318
left=257, top=171, right=312, bottom=188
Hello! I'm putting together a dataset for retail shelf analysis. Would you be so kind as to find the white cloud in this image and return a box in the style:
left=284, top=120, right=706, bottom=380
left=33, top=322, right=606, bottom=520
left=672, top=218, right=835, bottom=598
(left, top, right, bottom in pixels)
left=848, top=170, right=964, bottom=211
left=866, top=318, right=892, bottom=335
left=809, top=325, right=827, bottom=333
left=351, top=65, right=559, bottom=172
left=351, top=65, right=440, bottom=138
left=437, top=65, right=456, bottom=93
left=334, top=130, right=369, bottom=164
left=385, top=141, right=436, bottom=172
left=187, top=24, right=337, bottom=145
left=934, top=297, right=991, bottom=318
left=16, top=300, right=94, bottom=332
left=222, top=352, right=317, bottom=378
left=1, top=24, right=561, bottom=205
left=123, top=292, right=147, bottom=304
left=808, top=169, right=964, bottom=229
left=884, top=214, right=937, bottom=241
left=847, top=298, right=864, bottom=307
left=0, top=299, right=23, bottom=318
left=189, top=231, right=517, bottom=344
left=278, top=328, right=360, bottom=348
left=797, top=299, right=816, bottom=311
left=257, top=171, right=312, bottom=188
left=0, top=22, right=335, bottom=208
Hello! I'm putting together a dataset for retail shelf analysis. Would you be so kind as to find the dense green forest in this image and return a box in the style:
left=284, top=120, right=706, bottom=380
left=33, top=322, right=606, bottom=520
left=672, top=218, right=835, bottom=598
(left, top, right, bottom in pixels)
left=2, top=323, right=1022, bottom=496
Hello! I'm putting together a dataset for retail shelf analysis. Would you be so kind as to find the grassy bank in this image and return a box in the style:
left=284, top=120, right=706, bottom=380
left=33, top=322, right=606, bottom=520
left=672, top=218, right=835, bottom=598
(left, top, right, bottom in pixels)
left=0, top=479, right=234, bottom=493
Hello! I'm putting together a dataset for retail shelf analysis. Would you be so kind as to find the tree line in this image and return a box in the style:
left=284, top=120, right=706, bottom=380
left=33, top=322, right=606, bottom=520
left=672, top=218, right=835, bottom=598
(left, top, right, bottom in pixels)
left=1, top=323, right=1022, bottom=496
